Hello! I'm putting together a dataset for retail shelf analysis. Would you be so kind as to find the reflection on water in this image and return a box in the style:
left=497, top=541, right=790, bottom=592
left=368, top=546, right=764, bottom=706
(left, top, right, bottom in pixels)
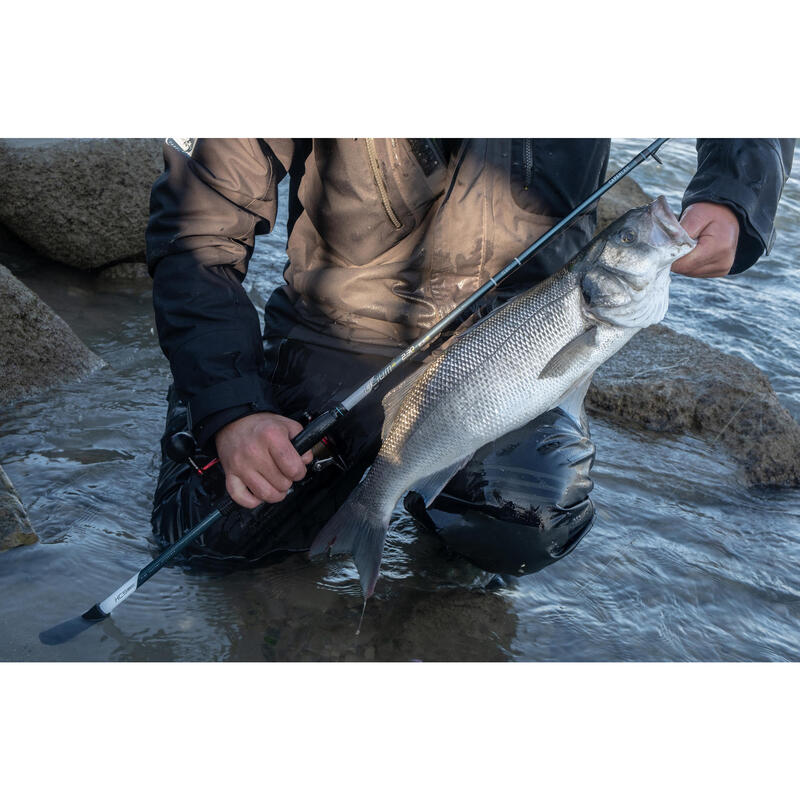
left=1, top=139, right=799, bottom=661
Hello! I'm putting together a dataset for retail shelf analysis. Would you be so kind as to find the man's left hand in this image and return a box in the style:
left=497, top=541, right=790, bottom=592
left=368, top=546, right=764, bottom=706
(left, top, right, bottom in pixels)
left=672, top=202, right=740, bottom=278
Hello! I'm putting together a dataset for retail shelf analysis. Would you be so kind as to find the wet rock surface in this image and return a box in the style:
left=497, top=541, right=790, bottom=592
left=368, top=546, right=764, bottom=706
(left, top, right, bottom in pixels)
left=0, top=263, right=105, bottom=406
left=595, top=174, right=654, bottom=232
left=0, top=138, right=162, bottom=270
left=588, top=324, right=800, bottom=487
left=95, top=261, right=150, bottom=282
left=0, top=465, right=37, bottom=552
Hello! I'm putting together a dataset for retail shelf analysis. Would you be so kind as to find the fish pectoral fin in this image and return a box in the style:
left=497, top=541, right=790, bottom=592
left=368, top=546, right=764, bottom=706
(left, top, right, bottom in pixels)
left=538, top=326, right=598, bottom=380
left=381, top=363, right=429, bottom=440
left=409, top=456, right=471, bottom=507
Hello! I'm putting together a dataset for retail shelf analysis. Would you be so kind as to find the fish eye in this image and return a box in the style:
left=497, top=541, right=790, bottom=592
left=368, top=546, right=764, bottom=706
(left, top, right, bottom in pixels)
left=620, top=229, right=637, bottom=244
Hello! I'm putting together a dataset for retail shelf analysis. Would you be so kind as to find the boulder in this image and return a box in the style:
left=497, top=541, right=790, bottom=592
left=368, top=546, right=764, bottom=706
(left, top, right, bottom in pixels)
left=96, top=261, right=150, bottom=282
left=0, top=263, right=105, bottom=406
left=0, top=465, right=37, bottom=551
left=595, top=174, right=654, bottom=233
left=587, top=324, right=800, bottom=487
left=0, top=138, right=163, bottom=270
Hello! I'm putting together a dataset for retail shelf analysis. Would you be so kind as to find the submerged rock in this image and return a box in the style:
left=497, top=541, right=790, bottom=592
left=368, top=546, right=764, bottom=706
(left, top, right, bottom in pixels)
left=0, top=138, right=162, bottom=270
left=96, top=261, right=151, bottom=282
left=0, top=263, right=105, bottom=406
left=0, top=465, right=37, bottom=551
left=587, top=324, right=800, bottom=487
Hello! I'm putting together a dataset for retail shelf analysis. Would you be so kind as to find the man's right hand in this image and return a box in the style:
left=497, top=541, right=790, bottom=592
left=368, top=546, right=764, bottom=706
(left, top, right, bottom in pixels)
left=215, top=413, right=314, bottom=509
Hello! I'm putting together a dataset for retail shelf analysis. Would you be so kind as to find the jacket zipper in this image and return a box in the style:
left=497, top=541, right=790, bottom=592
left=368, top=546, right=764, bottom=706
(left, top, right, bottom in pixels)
left=523, top=138, right=533, bottom=190
left=365, top=138, right=403, bottom=229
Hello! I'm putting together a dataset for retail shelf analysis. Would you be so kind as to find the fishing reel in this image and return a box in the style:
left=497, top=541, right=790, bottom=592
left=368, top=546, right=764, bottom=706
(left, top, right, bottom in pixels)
left=297, top=411, right=349, bottom=474
left=166, top=430, right=221, bottom=479
left=165, top=413, right=348, bottom=479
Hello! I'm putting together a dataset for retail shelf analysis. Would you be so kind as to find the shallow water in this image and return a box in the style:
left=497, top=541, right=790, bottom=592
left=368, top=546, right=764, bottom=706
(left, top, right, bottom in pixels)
left=1, top=138, right=799, bottom=661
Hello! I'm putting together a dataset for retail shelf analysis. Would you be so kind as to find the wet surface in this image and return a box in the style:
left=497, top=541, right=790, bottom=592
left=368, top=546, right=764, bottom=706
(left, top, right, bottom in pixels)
left=1, top=139, right=799, bottom=661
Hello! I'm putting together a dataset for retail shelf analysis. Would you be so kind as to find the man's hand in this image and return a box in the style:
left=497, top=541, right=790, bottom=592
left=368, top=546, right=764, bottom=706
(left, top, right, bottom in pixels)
left=215, top=412, right=314, bottom=509
left=672, top=202, right=740, bottom=278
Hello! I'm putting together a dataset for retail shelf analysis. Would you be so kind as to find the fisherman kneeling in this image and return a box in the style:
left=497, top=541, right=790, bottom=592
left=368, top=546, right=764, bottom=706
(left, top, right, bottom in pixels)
left=146, top=138, right=791, bottom=581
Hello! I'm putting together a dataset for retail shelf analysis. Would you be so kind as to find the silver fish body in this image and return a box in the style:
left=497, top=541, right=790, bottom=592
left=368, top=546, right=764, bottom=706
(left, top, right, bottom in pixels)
left=311, top=196, right=696, bottom=596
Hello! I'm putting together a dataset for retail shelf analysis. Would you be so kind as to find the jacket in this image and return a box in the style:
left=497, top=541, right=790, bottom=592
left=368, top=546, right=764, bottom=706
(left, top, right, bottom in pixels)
left=146, top=137, right=794, bottom=446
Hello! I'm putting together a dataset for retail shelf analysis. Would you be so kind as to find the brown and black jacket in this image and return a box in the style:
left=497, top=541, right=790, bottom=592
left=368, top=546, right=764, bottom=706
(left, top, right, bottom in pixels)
left=146, top=138, right=793, bottom=445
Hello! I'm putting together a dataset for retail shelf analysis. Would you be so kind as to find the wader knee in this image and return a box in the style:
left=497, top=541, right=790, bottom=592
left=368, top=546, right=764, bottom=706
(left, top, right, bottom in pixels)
left=405, top=408, right=596, bottom=576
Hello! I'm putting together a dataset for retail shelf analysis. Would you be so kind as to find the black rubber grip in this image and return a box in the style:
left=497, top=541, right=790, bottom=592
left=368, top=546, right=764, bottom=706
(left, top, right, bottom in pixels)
left=290, top=407, right=343, bottom=454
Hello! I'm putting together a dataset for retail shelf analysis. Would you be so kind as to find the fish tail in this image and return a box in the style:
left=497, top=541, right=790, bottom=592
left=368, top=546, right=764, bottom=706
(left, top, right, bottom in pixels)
left=309, top=489, right=389, bottom=598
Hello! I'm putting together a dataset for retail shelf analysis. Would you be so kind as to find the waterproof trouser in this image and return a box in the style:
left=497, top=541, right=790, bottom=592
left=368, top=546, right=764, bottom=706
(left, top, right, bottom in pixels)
left=151, top=337, right=596, bottom=576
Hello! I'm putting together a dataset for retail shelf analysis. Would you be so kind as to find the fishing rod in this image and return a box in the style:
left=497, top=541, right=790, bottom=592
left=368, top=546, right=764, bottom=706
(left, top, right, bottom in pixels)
left=39, top=137, right=669, bottom=645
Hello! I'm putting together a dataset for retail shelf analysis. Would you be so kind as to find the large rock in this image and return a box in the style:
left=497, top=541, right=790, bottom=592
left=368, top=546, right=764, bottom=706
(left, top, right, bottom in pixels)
left=0, top=465, right=37, bottom=551
left=0, top=138, right=163, bottom=269
left=587, top=325, right=800, bottom=487
left=595, top=174, right=654, bottom=232
left=0, top=263, right=105, bottom=406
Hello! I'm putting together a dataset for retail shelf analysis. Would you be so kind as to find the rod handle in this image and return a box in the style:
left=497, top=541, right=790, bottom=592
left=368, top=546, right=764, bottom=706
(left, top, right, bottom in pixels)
left=290, top=406, right=345, bottom=455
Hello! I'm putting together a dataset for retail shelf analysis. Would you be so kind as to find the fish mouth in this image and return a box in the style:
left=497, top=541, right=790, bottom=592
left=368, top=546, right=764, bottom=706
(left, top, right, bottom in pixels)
left=648, top=195, right=697, bottom=252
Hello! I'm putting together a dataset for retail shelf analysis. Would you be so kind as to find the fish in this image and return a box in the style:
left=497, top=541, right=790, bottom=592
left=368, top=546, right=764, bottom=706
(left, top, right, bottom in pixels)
left=310, top=195, right=696, bottom=597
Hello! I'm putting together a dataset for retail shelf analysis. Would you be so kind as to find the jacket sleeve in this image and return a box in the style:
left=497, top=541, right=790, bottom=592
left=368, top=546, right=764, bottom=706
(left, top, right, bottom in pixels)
left=682, top=138, right=794, bottom=274
left=146, top=138, right=292, bottom=447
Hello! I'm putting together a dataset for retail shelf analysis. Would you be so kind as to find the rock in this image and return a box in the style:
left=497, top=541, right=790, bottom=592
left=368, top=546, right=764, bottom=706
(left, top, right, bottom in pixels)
left=0, top=138, right=163, bottom=270
left=595, top=174, right=654, bottom=233
left=96, top=261, right=150, bottom=282
left=0, top=263, right=105, bottom=406
left=93, top=261, right=152, bottom=295
left=587, top=324, right=800, bottom=487
left=0, top=465, right=37, bottom=551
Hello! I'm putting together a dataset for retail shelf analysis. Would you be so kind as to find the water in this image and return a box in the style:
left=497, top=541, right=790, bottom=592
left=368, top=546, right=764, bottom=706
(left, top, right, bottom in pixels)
left=1, top=138, right=799, bottom=661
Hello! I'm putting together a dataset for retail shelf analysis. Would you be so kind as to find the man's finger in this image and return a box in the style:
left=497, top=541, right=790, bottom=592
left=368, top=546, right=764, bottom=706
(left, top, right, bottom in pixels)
left=244, top=444, right=294, bottom=492
left=282, top=419, right=314, bottom=465
left=227, top=473, right=261, bottom=509
left=672, top=230, right=734, bottom=277
left=672, top=243, right=712, bottom=275
left=678, top=208, right=710, bottom=240
left=242, top=469, right=288, bottom=504
left=268, top=430, right=309, bottom=482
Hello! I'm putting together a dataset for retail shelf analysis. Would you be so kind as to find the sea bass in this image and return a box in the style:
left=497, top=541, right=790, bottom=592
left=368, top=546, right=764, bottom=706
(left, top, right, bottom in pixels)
left=310, top=196, right=696, bottom=596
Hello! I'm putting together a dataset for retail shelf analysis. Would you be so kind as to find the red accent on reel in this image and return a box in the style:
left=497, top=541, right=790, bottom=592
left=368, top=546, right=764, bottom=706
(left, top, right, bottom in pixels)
left=197, top=457, right=220, bottom=475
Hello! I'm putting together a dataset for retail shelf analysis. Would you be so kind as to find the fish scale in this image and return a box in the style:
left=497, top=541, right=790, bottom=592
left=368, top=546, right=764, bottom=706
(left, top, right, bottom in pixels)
left=311, top=196, right=696, bottom=597
left=370, top=280, right=588, bottom=502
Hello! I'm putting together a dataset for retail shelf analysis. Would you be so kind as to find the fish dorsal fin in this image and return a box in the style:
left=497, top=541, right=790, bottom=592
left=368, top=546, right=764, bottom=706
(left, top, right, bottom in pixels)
left=409, top=455, right=472, bottom=507
left=381, top=362, right=429, bottom=440
left=451, top=300, right=509, bottom=339
left=538, top=326, right=598, bottom=380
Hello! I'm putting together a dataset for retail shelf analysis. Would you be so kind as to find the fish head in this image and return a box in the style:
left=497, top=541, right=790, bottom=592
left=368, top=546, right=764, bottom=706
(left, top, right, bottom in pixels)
left=594, top=195, right=696, bottom=288
left=581, top=196, right=696, bottom=329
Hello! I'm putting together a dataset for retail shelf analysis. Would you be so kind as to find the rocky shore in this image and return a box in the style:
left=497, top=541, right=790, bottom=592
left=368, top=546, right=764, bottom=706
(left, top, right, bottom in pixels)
left=0, top=138, right=162, bottom=270
left=0, top=262, right=105, bottom=407
left=592, top=174, right=800, bottom=487
left=0, top=465, right=37, bottom=551
left=587, top=325, right=800, bottom=487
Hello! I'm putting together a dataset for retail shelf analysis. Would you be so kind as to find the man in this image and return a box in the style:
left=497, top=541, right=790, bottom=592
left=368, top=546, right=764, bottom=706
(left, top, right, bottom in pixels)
left=146, top=138, right=792, bottom=576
